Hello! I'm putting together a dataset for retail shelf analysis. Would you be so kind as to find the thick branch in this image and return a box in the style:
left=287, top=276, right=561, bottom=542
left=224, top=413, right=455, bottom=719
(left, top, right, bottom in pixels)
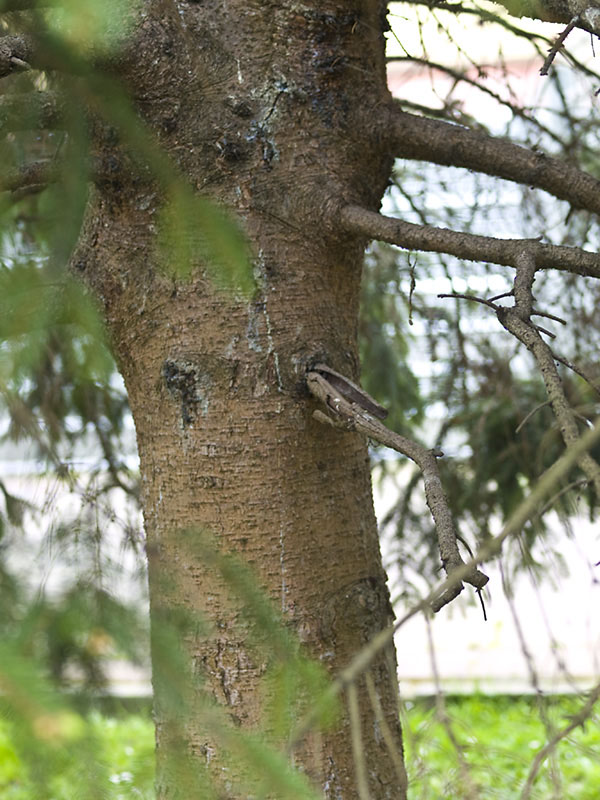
left=306, top=365, right=489, bottom=611
left=340, top=205, right=600, bottom=280
left=0, top=90, right=64, bottom=136
left=0, top=159, right=57, bottom=194
left=383, top=105, right=600, bottom=217
left=0, top=34, right=38, bottom=77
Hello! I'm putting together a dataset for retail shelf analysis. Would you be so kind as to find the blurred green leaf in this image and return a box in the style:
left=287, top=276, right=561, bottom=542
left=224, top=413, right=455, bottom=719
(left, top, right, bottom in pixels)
left=158, top=184, right=255, bottom=295
left=44, top=0, right=142, bottom=53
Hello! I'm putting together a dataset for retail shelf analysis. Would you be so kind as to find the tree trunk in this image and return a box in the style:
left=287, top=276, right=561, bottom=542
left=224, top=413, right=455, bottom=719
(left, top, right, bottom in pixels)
left=74, top=1, right=406, bottom=796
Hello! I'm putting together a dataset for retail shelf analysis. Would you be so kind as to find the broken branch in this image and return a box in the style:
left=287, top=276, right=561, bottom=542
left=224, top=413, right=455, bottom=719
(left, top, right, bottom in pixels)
left=307, top=365, right=489, bottom=612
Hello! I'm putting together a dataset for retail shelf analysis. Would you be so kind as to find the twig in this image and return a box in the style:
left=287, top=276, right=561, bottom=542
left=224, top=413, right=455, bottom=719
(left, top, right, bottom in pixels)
left=516, top=401, right=551, bottom=434
left=364, top=672, right=408, bottom=790
left=438, top=292, right=499, bottom=310
left=540, top=16, right=579, bottom=76
left=9, top=56, right=30, bottom=70
left=307, top=365, right=489, bottom=610
left=531, top=308, right=567, bottom=325
left=489, top=290, right=513, bottom=303
left=347, top=682, right=371, bottom=800
left=534, top=323, right=555, bottom=339
left=552, top=353, right=600, bottom=397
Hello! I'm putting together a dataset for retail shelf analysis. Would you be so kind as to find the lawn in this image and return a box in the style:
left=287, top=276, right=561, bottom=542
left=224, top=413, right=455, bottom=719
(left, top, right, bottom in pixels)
left=403, top=695, right=600, bottom=799
left=0, top=695, right=598, bottom=798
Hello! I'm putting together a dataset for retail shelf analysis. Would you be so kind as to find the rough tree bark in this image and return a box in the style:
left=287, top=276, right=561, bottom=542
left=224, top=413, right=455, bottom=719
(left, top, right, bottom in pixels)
left=71, top=1, right=406, bottom=797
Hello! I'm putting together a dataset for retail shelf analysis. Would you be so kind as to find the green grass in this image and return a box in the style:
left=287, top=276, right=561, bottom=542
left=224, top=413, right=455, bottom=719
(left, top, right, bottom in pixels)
left=0, top=696, right=598, bottom=798
left=403, top=695, right=600, bottom=799
left=0, top=708, right=155, bottom=800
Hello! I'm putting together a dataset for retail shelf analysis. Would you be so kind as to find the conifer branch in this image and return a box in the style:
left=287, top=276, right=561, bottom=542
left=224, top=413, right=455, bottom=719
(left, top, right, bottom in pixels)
left=383, top=105, right=600, bottom=216
left=339, top=205, right=600, bottom=280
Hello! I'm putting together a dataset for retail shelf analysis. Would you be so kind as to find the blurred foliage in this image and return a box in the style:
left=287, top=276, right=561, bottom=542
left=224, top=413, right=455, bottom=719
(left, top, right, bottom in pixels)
left=0, top=3, right=318, bottom=797
left=148, top=532, right=336, bottom=798
left=3, top=694, right=598, bottom=799
left=0, top=707, right=155, bottom=799
left=0, top=0, right=254, bottom=705
left=158, top=183, right=255, bottom=293
left=44, top=0, right=142, bottom=54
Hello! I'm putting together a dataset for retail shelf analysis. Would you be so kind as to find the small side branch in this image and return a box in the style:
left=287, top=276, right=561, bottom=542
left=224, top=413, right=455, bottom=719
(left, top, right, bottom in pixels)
left=540, top=16, right=579, bottom=75
left=339, top=204, right=600, bottom=280
left=439, top=255, right=600, bottom=497
left=307, top=365, right=489, bottom=612
left=382, top=105, right=600, bottom=217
